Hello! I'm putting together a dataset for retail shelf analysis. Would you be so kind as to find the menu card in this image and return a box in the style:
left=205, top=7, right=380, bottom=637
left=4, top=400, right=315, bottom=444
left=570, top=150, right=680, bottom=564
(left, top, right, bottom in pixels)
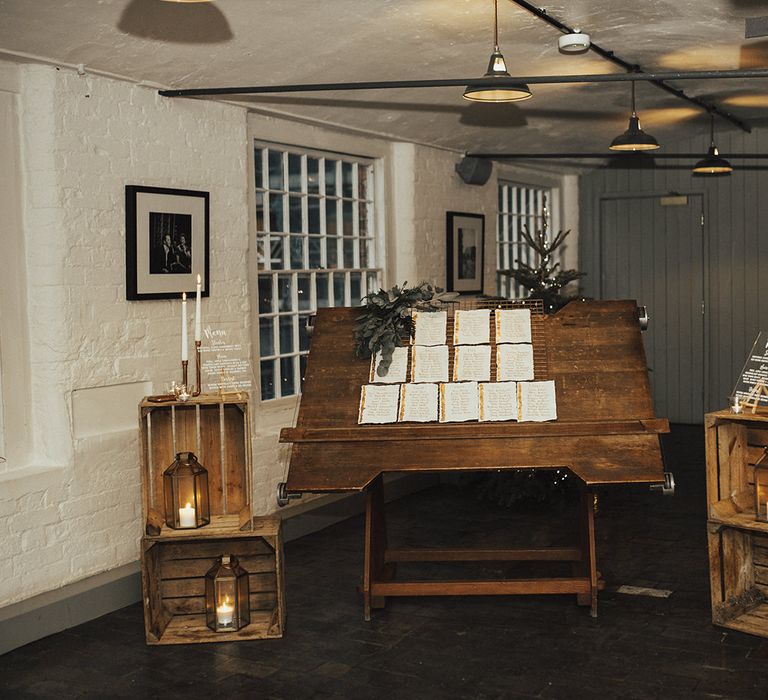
left=440, top=382, right=480, bottom=423
left=370, top=347, right=409, bottom=383
left=454, top=345, right=491, bottom=382
left=399, top=383, right=439, bottom=422
left=453, top=309, right=491, bottom=345
left=479, top=382, right=518, bottom=422
left=413, top=311, right=447, bottom=346
left=497, top=343, right=535, bottom=382
left=412, top=345, right=449, bottom=383
left=518, top=380, right=557, bottom=422
left=495, top=308, right=532, bottom=344
left=358, top=384, right=400, bottom=424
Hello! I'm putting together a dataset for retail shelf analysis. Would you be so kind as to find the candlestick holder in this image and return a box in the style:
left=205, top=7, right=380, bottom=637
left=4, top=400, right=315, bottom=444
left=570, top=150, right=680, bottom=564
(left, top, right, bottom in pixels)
left=193, top=340, right=202, bottom=397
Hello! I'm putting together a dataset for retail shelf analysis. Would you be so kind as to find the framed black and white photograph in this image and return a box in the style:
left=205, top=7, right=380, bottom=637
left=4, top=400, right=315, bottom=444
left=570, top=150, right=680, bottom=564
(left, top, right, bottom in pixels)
left=446, top=211, right=484, bottom=294
left=125, top=185, right=210, bottom=300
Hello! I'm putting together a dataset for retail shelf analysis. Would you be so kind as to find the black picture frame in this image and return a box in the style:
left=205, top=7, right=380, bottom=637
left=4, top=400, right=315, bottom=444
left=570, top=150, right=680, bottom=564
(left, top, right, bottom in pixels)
left=125, top=185, right=210, bottom=300
left=446, top=211, right=484, bottom=294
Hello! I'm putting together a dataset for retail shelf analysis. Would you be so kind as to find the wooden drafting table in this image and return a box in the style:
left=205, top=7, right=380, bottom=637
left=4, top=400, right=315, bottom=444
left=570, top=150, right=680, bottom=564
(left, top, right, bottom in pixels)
left=280, top=299, right=669, bottom=619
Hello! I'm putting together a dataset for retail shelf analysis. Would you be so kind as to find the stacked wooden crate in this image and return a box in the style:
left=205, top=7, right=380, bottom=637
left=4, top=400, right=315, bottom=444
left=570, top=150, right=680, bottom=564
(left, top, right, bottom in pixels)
left=705, top=410, right=768, bottom=637
left=139, top=396, right=285, bottom=645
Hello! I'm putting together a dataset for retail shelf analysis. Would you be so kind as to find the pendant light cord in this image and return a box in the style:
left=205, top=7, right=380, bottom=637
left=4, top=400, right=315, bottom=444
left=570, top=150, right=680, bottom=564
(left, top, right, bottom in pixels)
left=631, top=80, right=636, bottom=115
left=493, top=0, right=499, bottom=50
left=709, top=112, right=715, bottom=146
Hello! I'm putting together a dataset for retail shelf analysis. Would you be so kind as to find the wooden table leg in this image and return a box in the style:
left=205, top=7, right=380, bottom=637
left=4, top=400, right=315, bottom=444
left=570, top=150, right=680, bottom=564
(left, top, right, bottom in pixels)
left=363, top=475, right=391, bottom=620
left=574, top=486, right=600, bottom=617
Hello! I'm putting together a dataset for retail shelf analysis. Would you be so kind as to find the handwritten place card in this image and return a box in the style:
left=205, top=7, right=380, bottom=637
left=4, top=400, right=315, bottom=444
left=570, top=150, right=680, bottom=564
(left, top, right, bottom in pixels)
left=518, top=380, right=557, bottom=422
left=439, top=382, right=480, bottom=423
left=412, top=345, right=449, bottom=383
left=454, top=345, right=491, bottom=382
left=479, top=382, right=518, bottom=422
left=413, top=311, right=447, bottom=346
left=495, top=308, right=532, bottom=344
left=453, top=309, right=491, bottom=345
left=399, top=383, right=439, bottom=422
left=370, top=347, right=409, bottom=383
left=358, top=384, right=400, bottom=424
left=497, top=343, right=535, bottom=382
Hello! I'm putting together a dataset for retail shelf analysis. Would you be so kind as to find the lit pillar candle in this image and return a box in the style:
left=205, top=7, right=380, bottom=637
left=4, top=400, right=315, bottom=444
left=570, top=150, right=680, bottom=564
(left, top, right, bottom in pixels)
left=178, top=501, right=196, bottom=527
left=181, top=292, right=188, bottom=361
left=195, top=274, right=202, bottom=342
left=216, top=596, right=234, bottom=627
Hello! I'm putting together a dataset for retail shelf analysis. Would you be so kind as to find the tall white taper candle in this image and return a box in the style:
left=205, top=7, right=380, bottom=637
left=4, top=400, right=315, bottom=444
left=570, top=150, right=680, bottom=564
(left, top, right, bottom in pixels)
left=181, top=292, right=188, bottom=361
left=195, top=274, right=202, bottom=342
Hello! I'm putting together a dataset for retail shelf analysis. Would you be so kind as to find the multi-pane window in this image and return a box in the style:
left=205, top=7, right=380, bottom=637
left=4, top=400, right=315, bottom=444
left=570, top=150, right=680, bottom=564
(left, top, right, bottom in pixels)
left=496, top=182, right=552, bottom=298
left=255, top=143, right=380, bottom=401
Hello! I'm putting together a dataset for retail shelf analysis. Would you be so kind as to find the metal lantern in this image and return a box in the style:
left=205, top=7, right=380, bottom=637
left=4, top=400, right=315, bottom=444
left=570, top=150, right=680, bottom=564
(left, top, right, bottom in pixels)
left=163, top=451, right=210, bottom=529
left=205, top=555, right=251, bottom=632
left=756, top=447, right=768, bottom=522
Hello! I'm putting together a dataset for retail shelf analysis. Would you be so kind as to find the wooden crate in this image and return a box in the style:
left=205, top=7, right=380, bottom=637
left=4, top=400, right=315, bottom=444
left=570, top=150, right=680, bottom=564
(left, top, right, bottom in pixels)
left=141, top=517, right=285, bottom=644
left=705, top=410, right=768, bottom=636
left=139, top=396, right=252, bottom=536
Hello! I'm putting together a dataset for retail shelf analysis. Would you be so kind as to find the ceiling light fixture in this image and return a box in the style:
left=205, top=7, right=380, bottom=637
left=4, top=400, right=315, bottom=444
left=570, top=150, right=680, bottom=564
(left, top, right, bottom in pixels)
left=609, top=80, right=660, bottom=151
left=558, top=32, right=591, bottom=54
left=463, top=0, right=532, bottom=102
left=692, top=112, right=733, bottom=174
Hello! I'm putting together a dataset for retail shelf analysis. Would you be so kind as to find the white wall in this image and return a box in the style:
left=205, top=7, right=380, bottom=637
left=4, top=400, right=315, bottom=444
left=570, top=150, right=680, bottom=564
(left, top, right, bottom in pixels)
left=0, top=62, right=578, bottom=609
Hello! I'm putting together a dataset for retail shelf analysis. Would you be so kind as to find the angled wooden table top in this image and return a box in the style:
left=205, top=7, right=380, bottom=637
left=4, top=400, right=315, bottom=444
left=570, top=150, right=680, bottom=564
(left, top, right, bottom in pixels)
left=281, top=299, right=669, bottom=492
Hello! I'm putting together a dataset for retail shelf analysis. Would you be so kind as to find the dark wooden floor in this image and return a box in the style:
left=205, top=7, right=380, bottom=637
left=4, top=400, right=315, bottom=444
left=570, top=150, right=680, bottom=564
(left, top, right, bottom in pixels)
left=2, top=425, right=768, bottom=699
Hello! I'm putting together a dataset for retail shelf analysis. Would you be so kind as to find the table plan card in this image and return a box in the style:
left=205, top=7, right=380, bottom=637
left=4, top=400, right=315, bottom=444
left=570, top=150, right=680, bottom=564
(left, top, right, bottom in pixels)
left=518, top=380, right=557, bottom=422
left=413, top=311, right=447, bottom=346
left=479, top=382, right=518, bottom=422
left=370, top=346, right=409, bottom=383
left=497, top=343, right=535, bottom=381
left=454, top=345, right=491, bottom=382
left=439, top=382, right=480, bottom=423
left=412, top=345, right=449, bottom=383
left=453, top=309, right=491, bottom=345
left=358, top=384, right=400, bottom=424
left=398, top=383, right=439, bottom=422
left=495, top=308, right=532, bottom=344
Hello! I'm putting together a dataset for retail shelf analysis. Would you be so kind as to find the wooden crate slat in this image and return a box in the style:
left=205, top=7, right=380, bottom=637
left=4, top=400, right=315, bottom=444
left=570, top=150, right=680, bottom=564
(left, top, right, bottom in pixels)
left=164, top=591, right=278, bottom=615
left=224, top=403, right=247, bottom=512
left=747, top=427, right=768, bottom=447
left=160, top=554, right=277, bottom=579
left=162, top=572, right=277, bottom=599
left=159, top=538, right=273, bottom=561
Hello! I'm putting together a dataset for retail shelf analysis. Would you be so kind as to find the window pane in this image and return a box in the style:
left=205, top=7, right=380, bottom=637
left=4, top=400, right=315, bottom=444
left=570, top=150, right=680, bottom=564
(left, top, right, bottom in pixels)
left=260, top=360, right=275, bottom=400
left=308, top=196, right=320, bottom=234
left=278, top=275, right=293, bottom=311
left=280, top=357, right=296, bottom=397
left=350, top=272, right=362, bottom=306
left=279, top=315, right=294, bottom=353
left=288, top=153, right=302, bottom=192
left=358, top=165, right=369, bottom=200
left=308, top=236, right=322, bottom=269
left=326, top=236, right=338, bottom=268
left=258, top=276, right=273, bottom=314
left=360, top=237, right=368, bottom=268
left=342, top=200, right=353, bottom=236
left=269, top=193, right=283, bottom=232
left=297, top=274, right=311, bottom=311
left=341, top=162, right=353, bottom=198
left=290, top=236, right=304, bottom=269
left=299, top=354, right=308, bottom=391
left=289, top=196, right=302, bottom=233
left=359, top=202, right=369, bottom=237
left=299, top=315, right=312, bottom=351
left=307, top=158, right=319, bottom=194
left=270, top=235, right=285, bottom=268
left=268, top=150, right=283, bottom=190
left=343, top=238, right=354, bottom=268
left=256, top=192, right=265, bottom=232
left=255, top=148, right=263, bottom=189
left=325, top=159, right=337, bottom=195
left=367, top=272, right=379, bottom=295
left=333, top=273, right=346, bottom=306
left=259, top=317, right=274, bottom=357
left=316, top=273, right=329, bottom=308
left=256, top=236, right=266, bottom=271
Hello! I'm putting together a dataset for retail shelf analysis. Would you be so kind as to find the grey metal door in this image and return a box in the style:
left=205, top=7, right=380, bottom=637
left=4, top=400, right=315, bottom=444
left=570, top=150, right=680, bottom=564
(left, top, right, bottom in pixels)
left=600, top=194, right=705, bottom=423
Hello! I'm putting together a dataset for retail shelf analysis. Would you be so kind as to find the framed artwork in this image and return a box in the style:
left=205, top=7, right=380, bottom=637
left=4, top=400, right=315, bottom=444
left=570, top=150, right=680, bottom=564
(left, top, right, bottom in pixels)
left=125, top=185, right=210, bottom=300
left=446, top=211, right=484, bottom=294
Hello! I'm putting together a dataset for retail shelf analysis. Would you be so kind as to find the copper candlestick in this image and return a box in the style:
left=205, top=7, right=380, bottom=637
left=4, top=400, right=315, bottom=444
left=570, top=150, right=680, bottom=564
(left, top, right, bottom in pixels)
left=193, top=340, right=202, bottom=396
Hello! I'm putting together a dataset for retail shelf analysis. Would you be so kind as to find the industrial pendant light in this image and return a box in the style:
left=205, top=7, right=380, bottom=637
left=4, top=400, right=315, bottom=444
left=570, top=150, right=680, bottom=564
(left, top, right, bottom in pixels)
left=609, top=81, right=660, bottom=151
left=463, top=0, right=532, bottom=102
left=692, top=112, right=733, bottom=174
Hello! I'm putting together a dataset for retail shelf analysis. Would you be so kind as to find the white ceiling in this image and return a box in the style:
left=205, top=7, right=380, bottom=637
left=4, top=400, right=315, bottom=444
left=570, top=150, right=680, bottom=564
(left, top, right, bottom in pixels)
left=1, top=0, right=767, bottom=154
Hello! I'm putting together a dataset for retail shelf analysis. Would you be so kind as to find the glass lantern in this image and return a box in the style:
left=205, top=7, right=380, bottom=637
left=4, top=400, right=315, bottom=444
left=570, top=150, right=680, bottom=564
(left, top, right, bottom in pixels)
left=756, top=447, right=768, bottom=522
left=205, top=555, right=251, bottom=632
left=162, top=452, right=210, bottom=529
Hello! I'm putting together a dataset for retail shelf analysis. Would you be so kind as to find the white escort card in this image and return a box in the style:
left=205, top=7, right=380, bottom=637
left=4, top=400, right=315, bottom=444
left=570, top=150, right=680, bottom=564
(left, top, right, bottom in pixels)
left=518, top=380, right=558, bottom=422
left=398, top=383, right=439, bottom=422
left=358, top=384, right=401, bottom=424
left=497, top=343, right=535, bottom=382
left=454, top=345, right=491, bottom=382
left=412, top=345, right=449, bottom=383
left=495, top=308, right=532, bottom=344
left=370, top=346, right=409, bottom=383
left=439, top=382, right=480, bottom=423
left=479, top=382, right=518, bottom=422
left=453, top=309, right=491, bottom=345
left=413, top=311, right=447, bottom=346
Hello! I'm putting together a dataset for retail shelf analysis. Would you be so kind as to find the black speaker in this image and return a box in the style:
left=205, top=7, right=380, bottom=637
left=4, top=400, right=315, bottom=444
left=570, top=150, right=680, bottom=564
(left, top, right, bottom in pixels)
left=455, top=156, right=493, bottom=186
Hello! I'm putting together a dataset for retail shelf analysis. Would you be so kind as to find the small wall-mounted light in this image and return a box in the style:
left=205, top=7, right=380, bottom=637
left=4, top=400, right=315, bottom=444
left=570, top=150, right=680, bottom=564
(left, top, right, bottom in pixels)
left=558, top=32, right=591, bottom=54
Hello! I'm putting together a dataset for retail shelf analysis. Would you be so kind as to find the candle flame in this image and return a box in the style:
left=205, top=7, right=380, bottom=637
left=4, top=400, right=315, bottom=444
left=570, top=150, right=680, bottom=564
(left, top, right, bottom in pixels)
left=182, top=292, right=187, bottom=301
left=184, top=502, right=192, bottom=509
left=197, top=273, right=201, bottom=284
